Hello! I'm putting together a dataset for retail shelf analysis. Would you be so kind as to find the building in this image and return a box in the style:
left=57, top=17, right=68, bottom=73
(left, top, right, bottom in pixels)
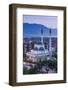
left=24, top=28, right=57, bottom=64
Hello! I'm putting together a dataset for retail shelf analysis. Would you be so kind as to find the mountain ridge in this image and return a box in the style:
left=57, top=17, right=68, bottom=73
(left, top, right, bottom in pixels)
left=23, top=23, right=57, bottom=38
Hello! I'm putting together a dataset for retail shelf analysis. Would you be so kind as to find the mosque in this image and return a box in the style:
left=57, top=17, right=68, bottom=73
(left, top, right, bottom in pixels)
left=26, top=29, right=49, bottom=62
left=23, top=28, right=57, bottom=68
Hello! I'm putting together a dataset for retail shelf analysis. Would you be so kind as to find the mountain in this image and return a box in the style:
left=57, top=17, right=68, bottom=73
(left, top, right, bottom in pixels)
left=23, top=23, right=57, bottom=38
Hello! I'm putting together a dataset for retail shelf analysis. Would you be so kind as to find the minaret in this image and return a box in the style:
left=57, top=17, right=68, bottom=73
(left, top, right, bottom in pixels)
left=41, top=28, right=43, bottom=44
left=49, top=28, right=52, bottom=57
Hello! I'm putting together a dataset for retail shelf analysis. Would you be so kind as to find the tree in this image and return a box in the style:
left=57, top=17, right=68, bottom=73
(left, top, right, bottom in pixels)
left=23, top=67, right=29, bottom=74
left=47, top=59, right=57, bottom=72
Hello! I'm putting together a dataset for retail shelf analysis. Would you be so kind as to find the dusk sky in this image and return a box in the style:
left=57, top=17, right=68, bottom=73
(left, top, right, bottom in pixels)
left=23, top=15, right=57, bottom=29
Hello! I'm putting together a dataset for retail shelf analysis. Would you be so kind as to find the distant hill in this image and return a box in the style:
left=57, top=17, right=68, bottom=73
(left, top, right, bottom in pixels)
left=23, top=23, right=57, bottom=38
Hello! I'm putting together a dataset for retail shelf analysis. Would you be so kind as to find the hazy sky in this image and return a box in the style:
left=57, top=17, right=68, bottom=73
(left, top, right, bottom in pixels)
left=23, top=15, right=57, bottom=29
